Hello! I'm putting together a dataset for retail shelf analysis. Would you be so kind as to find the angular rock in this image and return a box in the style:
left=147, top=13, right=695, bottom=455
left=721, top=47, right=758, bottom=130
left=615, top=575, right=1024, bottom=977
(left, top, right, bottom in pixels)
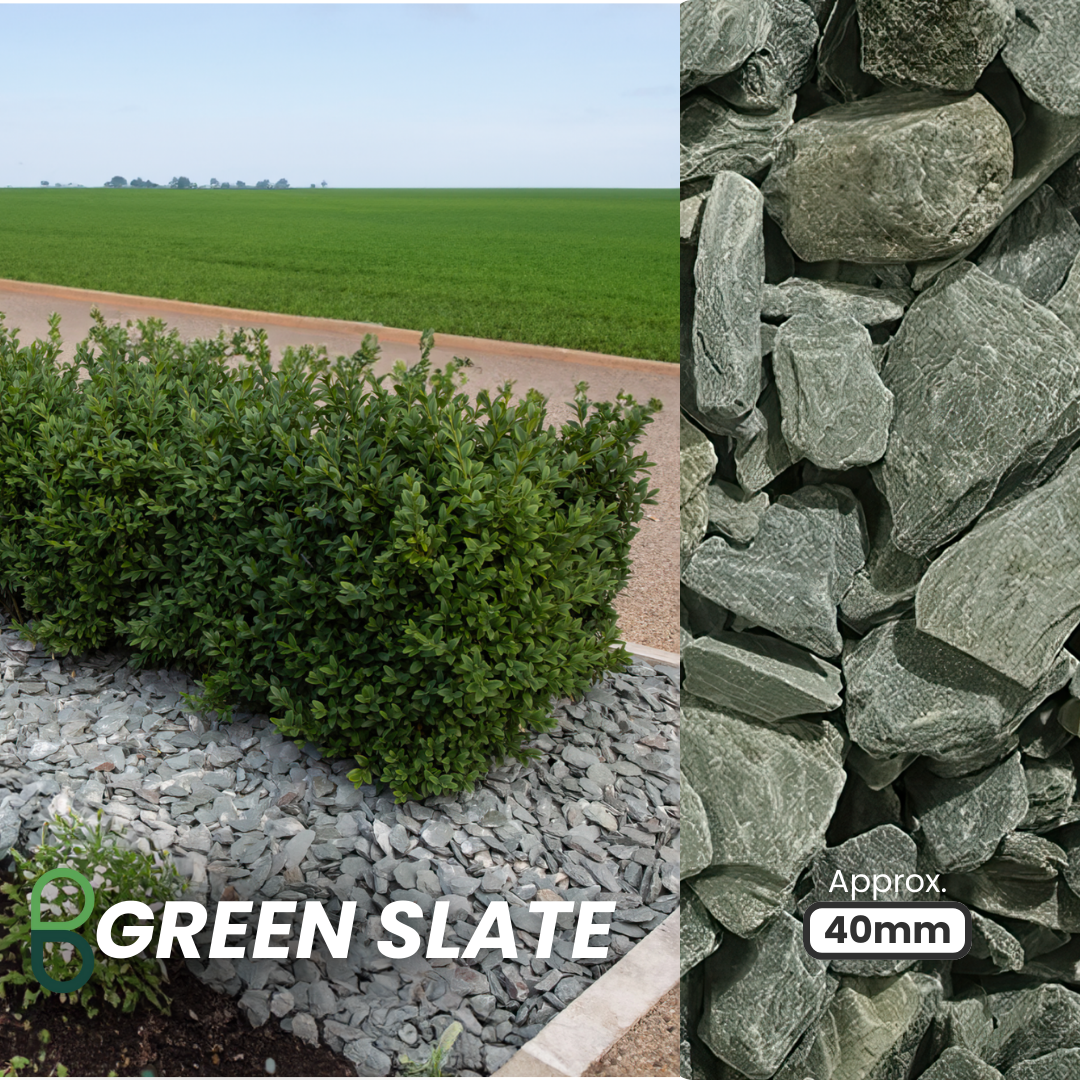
left=806, top=825, right=921, bottom=976
left=1047, top=245, right=1080, bottom=343
left=1006, top=1049, right=1080, bottom=1079
left=682, top=770, right=712, bottom=882
left=905, top=754, right=1029, bottom=873
left=761, top=91, right=1013, bottom=263
left=915, top=448, right=1080, bottom=689
left=705, top=480, right=767, bottom=544
left=698, top=914, right=830, bottom=1079
left=761, top=277, right=910, bottom=327
left=844, top=744, right=917, bottom=791
left=1019, top=703, right=1074, bottom=760
left=683, top=631, right=842, bottom=723
left=844, top=619, right=1075, bottom=772
left=681, top=179, right=710, bottom=245
left=683, top=485, right=867, bottom=657
left=772, top=312, right=894, bottom=470
left=825, top=772, right=902, bottom=848
left=687, top=172, right=765, bottom=431
left=682, top=488, right=710, bottom=570
left=1003, top=0, right=1080, bottom=118
left=880, top=262, right=1080, bottom=557
left=712, top=0, right=818, bottom=112
left=787, top=973, right=942, bottom=1080
left=944, top=834, right=1080, bottom=932
left=682, top=891, right=722, bottom=977
left=969, top=911, right=1026, bottom=973
left=816, top=0, right=880, bottom=103
left=982, top=984, right=1080, bottom=1072
left=1049, top=150, right=1080, bottom=218
left=681, top=92, right=796, bottom=183
left=684, top=695, right=845, bottom=935
left=1020, top=751, right=1077, bottom=831
left=857, top=0, right=1012, bottom=91
left=681, top=0, right=772, bottom=94
left=682, top=414, right=718, bottom=507
left=977, top=185, right=1080, bottom=303
left=921, top=1047, right=1004, bottom=1080
left=732, top=382, right=795, bottom=492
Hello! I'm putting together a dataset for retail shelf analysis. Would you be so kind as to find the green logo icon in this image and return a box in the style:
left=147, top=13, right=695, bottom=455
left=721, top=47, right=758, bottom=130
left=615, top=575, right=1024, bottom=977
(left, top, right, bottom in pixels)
left=30, top=868, right=95, bottom=993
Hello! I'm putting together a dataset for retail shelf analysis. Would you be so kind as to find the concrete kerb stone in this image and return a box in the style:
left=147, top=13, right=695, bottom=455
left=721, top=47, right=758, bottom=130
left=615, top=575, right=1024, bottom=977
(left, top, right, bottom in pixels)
left=493, top=908, right=680, bottom=1078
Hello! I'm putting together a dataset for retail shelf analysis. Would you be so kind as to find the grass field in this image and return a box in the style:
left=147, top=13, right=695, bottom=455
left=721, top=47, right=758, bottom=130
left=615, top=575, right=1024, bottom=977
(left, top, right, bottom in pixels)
left=0, top=188, right=676, bottom=361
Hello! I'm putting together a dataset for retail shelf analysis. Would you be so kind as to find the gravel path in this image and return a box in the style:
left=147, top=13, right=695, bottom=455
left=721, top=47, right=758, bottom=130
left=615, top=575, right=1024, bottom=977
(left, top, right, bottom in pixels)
left=0, top=280, right=679, bottom=655
left=0, top=618, right=680, bottom=1076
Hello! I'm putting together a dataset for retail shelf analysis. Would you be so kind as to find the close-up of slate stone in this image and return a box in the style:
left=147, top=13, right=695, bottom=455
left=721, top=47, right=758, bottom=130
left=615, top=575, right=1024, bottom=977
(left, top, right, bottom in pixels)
left=681, top=0, right=1080, bottom=1074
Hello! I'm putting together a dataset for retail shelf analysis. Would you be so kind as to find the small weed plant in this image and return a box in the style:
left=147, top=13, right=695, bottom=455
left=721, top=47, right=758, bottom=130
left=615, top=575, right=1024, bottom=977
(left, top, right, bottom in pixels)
left=400, top=1021, right=463, bottom=1077
left=0, top=312, right=660, bottom=799
left=0, top=813, right=183, bottom=1017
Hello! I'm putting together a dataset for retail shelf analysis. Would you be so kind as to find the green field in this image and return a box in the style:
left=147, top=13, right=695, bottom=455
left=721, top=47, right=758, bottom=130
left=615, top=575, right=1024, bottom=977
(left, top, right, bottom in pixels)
left=0, top=188, right=676, bottom=361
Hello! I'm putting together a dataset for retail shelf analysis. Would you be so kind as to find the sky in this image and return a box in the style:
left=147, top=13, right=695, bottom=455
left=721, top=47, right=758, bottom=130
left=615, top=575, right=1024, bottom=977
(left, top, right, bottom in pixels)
left=0, top=3, right=675, bottom=188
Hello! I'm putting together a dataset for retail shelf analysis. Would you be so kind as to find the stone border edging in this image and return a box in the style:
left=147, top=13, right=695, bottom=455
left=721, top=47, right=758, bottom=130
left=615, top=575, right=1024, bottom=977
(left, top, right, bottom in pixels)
left=621, top=643, right=681, bottom=670
left=492, top=908, right=680, bottom=1077
left=0, top=278, right=679, bottom=376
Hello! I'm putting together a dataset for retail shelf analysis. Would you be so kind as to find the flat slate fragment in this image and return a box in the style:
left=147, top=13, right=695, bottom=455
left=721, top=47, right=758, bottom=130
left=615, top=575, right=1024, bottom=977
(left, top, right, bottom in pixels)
left=712, top=0, right=818, bottom=112
left=681, top=91, right=796, bottom=182
left=733, top=382, right=795, bottom=492
left=761, top=91, right=1013, bottom=263
left=1003, top=0, right=1080, bottom=118
left=857, top=0, right=1013, bottom=91
left=905, top=754, right=1029, bottom=873
left=681, top=414, right=718, bottom=507
left=682, top=769, right=713, bottom=880
left=880, top=262, right=1080, bottom=557
left=843, top=619, right=1075, bottom=772
left=681, top=0, right=772, bottom=94
left=983, top=984, right=1080, bottom=1072
left=761, top=277, right=910, bottom=326
left=1020, top=751, right=1077, bottom=832
left=773, top=312, right=894, bottom=470
left=683, top=631, right=842, bottom=722
left=705, top=479, right=767, bottom=543
left=916, top=448, right=1080, bottom=689
left=698, top=914, right=830, bottom=1079
left=683, top=693, right=845, bottom=936
left=969, top=911, right=1026, bottom=973
left=921, top=1047, right=1004, bottom=1080
left=1047, top=247, right=1080, bottom=336
left=977, top=185, right=1080, bottom=303
left=688, top=172, right=765, bottom=431
left=684, top=485, right=867, bottom=657
left=1005, top=1048, right=1080, bottom=1079
left=682, top=891, right=722, bottom=976
left=682, top=487, right=710, bottom=571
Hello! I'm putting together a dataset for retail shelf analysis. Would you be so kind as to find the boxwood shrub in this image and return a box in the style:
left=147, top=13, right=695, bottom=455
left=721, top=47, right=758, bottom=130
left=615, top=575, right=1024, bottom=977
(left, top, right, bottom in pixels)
left=0, top=310, right=660, bottom=799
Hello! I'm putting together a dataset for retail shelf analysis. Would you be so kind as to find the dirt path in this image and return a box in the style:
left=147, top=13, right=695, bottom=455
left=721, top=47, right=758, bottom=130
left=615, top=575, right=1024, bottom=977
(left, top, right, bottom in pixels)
left=0, top=279, right=679, bottom=654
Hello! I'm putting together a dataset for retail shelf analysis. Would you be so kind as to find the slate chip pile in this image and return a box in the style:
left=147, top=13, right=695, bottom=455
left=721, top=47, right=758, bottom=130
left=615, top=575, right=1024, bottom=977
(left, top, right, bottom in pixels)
left=682, top=2, right=1080, bottom=1076
left=0, top=621, right=679, bottom=1077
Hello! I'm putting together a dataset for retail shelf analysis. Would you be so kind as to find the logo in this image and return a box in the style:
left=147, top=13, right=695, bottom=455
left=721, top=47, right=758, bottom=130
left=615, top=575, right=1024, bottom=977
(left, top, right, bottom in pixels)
left=31, top=868, right=96, bottom=993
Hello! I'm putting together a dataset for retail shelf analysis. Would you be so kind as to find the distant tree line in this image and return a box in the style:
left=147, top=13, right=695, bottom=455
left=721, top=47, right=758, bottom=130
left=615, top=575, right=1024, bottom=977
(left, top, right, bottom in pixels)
left=99, top=176, right=329, bottom=190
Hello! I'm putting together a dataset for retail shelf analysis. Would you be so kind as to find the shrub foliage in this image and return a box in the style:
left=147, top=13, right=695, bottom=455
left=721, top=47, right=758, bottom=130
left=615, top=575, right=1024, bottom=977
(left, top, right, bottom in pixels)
left=0, top=311, right=659, bottom=799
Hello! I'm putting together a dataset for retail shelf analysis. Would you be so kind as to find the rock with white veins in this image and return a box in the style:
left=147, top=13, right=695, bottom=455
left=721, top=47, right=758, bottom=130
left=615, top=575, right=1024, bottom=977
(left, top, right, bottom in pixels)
left=683, top=485, right=867, bottom=657
left=682, top=891, right=722, bottom=976
left=1006, top=1048, right=1080, bottom=1080
left=843, top=619, right=1077, bottom=772
left=684, top=694, right=845, bottom=936
left=682, top=770, right=713, bottom=880
left=681, top=92, right=796, bottom=182
left=921, top=1048, right=1004, bottom=1080
left=904, top=753, right=1029, bottom=873
left=733, top=382, right=795, bottom=491
left=681, top=0, right=772, bottom=94
left=682, top=488, right=710, bottom=571
left=982, top=983, right=1080, bottom=1072
left=1020, top=751, right=1077, bottom=832
left=712, top=0, right=819, bottom=113
left=761, top=277, right=911, bottom=326
left=705, top=479, right=768, bottom=543
left=687, top=172, right=765, bottom=431
left=969, top=912, right=1026, bottom=974
left=1003, top=0, right=1080, bottom=118
left=916, top=448, right=1080, bottom=689
left=683, top=631, right=842, bottom=722
left=761, top=91, right=1013, bottom=263
left=681, top=414, right=718, bottom=507
left=879, top=262, right=1080, bottom=557
left=977, top=185, right=1080, bottom=303
left=772, top=312, right=894, bottom=470
left=698, top=913, right=830, bottom=1079
left=856, top=0, right=1013, bottom=92
left=1048, top=246, right=1080, bottom=336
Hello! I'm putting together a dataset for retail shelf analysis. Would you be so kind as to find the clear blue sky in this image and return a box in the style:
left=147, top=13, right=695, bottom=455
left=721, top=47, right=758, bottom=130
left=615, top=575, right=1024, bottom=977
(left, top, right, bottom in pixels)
left=1, top=4, right=675, bottom=188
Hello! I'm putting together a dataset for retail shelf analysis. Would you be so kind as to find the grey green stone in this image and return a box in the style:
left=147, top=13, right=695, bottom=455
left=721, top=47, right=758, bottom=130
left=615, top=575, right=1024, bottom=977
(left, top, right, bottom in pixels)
left=977, top=185, right=1080, bottom=303
left=880, top=262, right=1080, bottom=558
left=1002, top=0, right=1080, bottom=118
left=761, top=91, right=1013, bottom=263
left=772, top=312, right=894, bottom=470
left=705, top=480, right=767, bottom=543
left=683, top=631, right=842, bottom=722
left=982, top=984, right=1080, bottom=1072
left=921, top=1047, right=1004, bottom=1080
left=682, top=414, right=718, bottom=507
left=915, top=448, right=1080, bottom=689
left=698, top=914, right=830, bottom=1079
left=733, top=382, right=795, bottom=492
left=682, top=769, right=713, bottom=880
left=684, top=694, right=845, bottom=935
left=969, top=912, right=1026, bottom=973
left=681, top=91, right=796, bottom=182
left=683, top=485, right=867, bottom=657
left=682, top=891, right=722, bottom=977
left=682, top=488, right=710, bottom=571
left=681, top=0, right=772, bottom=94
left=761, top=277, right=911, bottom=326
left=856, top=0, right=1013, bottom=91
left=905, top=754, right=1029, bottom=873
left=1006, top=1048, right=1080, bottom=1079
left=1020, top=751, right=1077, bottom=832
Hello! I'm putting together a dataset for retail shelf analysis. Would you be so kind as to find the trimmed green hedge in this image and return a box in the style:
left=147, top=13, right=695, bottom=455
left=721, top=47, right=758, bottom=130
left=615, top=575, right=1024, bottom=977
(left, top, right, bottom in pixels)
left=0, top=310, right=660, bottom=799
